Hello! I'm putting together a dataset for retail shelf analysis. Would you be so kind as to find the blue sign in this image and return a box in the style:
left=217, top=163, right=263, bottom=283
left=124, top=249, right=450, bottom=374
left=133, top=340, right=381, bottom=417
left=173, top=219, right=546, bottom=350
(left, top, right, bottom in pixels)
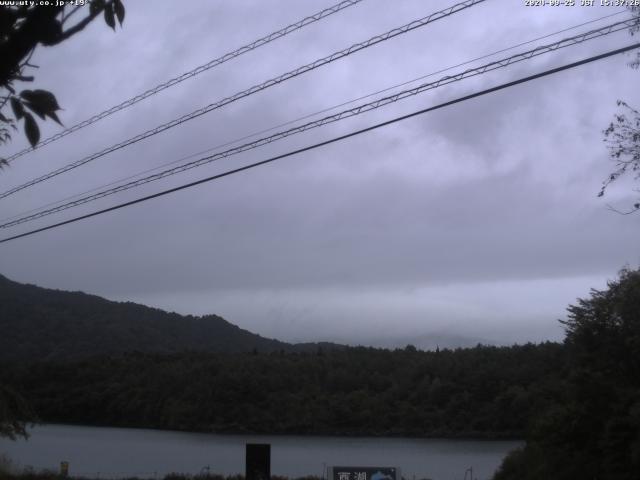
left=331, top=466, right=398, bottom=480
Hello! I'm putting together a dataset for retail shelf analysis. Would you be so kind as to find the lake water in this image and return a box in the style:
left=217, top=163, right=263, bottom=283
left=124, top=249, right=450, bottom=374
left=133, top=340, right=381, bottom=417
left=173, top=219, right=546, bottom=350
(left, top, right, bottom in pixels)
left=0, top=425, right=521, bottom=480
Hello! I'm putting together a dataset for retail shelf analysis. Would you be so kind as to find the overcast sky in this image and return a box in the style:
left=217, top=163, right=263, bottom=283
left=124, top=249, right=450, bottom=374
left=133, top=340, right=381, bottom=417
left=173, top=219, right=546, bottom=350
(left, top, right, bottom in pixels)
left=1, top=0, right=639, bottom=347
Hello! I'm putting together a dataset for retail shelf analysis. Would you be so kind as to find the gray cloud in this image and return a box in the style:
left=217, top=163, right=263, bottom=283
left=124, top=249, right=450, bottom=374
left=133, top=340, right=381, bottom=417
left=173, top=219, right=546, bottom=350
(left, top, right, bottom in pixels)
left=1, top=0, right=638, bottom=345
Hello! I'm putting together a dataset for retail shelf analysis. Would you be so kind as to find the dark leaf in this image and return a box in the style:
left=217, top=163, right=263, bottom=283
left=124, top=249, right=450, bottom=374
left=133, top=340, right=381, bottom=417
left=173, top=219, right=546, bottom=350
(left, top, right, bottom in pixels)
left=10, top=97, right=24, bottom=119
left=39, top=19, right=63, bottom=46
left=20, top=89, right=61, bottom=113
left=23, top=102, right=46, bottom=120
left=114, top=0, right=125, bottom=25
left=0, top=112, right=10, bottom=123
left=90, top=0, right=106, bottom=15
left=46, top=110, right=63, bottom=126
left=0, top=8, right=18, bottom=32
left=104, top=3, right=116, bottom=30
left=23, top=112, right=40, bottom=147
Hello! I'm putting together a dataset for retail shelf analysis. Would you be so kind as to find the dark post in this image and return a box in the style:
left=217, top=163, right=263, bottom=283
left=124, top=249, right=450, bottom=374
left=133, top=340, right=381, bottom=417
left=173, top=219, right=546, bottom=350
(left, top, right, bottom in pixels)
left=246, top=443, right=270, bottom=480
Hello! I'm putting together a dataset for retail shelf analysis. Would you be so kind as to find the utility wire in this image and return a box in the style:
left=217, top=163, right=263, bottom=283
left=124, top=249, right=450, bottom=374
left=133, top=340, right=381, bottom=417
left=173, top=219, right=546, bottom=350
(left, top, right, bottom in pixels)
left=0, top=8, right=625, bottom=226
left=1, top=42, right=638, bottom=245
left=4, top=0, right=365, bottom=162
left=0, top=0, right=486, bottom=200
left=1, top=16, right=636, bottom=230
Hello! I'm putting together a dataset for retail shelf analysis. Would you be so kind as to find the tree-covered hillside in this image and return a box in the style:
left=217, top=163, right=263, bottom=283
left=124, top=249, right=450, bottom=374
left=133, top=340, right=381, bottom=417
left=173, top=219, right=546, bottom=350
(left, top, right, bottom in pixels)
left=0, top=274, right=338, bottom=361
left=0, top=343, right=565, bottom=438
left=494, top=268, right=640, bottom=480
left=4, top=269, right=639, bottom=478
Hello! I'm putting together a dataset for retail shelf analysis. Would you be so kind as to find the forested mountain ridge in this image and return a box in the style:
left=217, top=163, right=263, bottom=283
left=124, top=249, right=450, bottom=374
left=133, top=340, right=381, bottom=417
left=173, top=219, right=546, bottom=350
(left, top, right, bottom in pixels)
left=0, top=273, right=569, bottom=439
left=1, top=343, right=567, bottom=438
left=0, top=274, right=337, bottom=361
left=3, top=269, right=639, bottom=478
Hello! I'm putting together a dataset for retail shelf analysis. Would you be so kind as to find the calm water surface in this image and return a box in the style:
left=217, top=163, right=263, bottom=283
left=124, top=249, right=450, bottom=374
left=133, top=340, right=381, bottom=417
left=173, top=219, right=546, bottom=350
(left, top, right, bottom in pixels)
left=0, top=425, right=521, bottom=480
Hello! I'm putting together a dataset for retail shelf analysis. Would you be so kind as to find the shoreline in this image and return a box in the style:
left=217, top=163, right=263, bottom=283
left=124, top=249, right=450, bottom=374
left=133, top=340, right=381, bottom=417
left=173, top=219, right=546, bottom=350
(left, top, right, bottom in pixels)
left=17, top=422, right=524, bottom=442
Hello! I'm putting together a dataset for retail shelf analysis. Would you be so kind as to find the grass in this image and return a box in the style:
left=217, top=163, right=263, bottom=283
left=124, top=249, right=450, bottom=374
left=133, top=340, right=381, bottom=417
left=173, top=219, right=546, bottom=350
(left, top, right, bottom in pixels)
left=0, top=471, right=326, bottom=480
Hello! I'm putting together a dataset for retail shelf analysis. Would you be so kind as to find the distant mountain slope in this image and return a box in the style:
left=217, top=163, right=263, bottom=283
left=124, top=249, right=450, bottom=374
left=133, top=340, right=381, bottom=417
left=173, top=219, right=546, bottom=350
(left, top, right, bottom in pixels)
left=0, top=274, right=326, bottom=362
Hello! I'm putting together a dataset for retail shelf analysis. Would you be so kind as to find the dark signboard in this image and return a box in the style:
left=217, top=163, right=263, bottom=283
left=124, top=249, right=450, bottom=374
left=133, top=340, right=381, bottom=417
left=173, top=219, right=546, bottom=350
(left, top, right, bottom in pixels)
left=331, top=467, right=398, bottom=480
left=246, top=443, right=270, bottom=480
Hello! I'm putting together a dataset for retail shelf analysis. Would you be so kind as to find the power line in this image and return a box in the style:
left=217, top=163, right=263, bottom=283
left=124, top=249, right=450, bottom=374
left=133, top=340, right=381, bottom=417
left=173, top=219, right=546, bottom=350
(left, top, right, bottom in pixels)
left=1, top=8, right=625, bottom=226
left=2, top=16, right=634, bottom=228
left=0, top=0, right=486, bottom=200
left=4, top=0, right=365, bottom=162
left=1, top=42, right=638, bottom=245
left=1, top=16, right=636, bottom=230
